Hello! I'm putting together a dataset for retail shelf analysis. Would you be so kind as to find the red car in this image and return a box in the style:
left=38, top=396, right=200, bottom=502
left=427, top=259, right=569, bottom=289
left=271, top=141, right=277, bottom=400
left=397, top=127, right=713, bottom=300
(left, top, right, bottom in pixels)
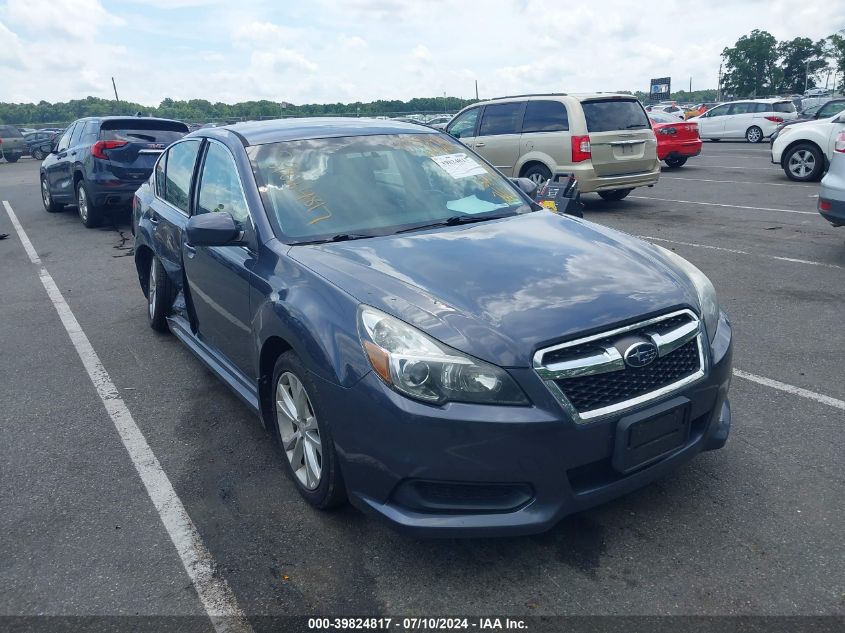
left=649, top=111, right=702, bottom=168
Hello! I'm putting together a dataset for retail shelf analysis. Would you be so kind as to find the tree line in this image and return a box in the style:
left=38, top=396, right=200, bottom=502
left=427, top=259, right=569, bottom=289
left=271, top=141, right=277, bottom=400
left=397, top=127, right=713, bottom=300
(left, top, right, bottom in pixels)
left=720, top=29, right=845, bottom=97
left=0, top=96, right=473, bottom=126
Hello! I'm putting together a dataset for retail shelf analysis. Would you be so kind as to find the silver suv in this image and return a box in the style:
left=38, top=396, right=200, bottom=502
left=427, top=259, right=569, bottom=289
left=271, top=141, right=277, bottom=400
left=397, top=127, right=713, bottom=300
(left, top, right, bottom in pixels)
left=447, top=93, right=660, bottom=201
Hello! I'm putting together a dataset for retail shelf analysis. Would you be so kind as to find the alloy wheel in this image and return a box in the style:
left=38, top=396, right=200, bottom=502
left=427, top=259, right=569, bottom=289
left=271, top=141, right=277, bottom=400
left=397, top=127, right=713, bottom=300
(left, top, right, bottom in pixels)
left=788, top=150, right=815, bottom=179
left=77, top=186, right=88, bottom=222
left=527, top=172, right=546, bottom=185
left=148, top=258, right=157, bottom=320
left=275, top=371, right=322, bottom=490
left=41, top=179, right=50, bottom=207
left=746, top=127, right=762, bottom=143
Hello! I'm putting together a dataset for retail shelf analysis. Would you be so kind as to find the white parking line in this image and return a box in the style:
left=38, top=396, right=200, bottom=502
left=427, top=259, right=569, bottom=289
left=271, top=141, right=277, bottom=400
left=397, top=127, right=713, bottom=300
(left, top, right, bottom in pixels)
left=661, top=176, right=815, bottom=189
left=630, top=195, right=816, bottom=215
left=2, top=201, right=253, bottom=633
left=640, top=235, right=843, bottom=270
left=733, top=369, right=845, bottom=411
left=689, top=165, right=779, bottom=171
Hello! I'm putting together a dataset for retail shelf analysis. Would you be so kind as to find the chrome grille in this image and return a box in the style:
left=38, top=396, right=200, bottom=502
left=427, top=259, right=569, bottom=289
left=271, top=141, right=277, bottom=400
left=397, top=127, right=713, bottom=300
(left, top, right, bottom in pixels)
left=533, top=309, right=705, bottom=422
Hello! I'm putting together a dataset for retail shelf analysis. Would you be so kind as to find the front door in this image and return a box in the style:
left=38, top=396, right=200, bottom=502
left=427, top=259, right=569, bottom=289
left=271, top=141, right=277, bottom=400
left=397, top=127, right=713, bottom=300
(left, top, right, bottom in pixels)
left=182, top=140, right=257, bottom=379
left=696, top=104, right=730, bottom=138
left=445, top=106, right=481, bottom=150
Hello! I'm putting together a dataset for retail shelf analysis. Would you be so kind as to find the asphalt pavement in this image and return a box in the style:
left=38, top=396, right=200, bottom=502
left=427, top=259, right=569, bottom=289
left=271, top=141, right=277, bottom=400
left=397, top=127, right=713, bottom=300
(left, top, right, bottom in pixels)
left=1, top=142, right=843, bottom=629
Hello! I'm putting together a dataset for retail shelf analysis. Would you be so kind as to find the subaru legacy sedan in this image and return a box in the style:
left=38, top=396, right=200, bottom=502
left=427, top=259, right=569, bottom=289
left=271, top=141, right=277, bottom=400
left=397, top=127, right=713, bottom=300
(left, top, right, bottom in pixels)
left=132, top=118, right=733, bottom=537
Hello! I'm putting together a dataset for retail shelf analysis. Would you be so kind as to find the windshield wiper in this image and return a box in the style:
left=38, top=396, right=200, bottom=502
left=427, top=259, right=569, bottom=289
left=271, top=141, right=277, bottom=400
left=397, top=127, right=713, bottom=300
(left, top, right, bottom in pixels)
left=395, top=213, right=509, bottom=234
left=294, top=233, right=374, bottom=245
left=625, top=123, right=649, bottom=129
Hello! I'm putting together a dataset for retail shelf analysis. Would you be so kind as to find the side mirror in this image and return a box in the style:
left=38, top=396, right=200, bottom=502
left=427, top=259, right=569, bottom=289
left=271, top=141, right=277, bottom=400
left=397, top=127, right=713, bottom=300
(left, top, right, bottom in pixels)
left=510, top=177, right=539, bottom=200
left=186, top=212, right=241, bottom=247
left=50, top=141, right=59, bottom=154
left=833, top=113, right=845, bottom=124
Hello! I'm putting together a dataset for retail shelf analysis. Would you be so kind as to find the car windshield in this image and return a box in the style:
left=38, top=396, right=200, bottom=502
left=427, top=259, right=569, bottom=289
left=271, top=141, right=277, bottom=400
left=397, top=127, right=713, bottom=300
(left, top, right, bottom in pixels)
left=248, top=133, right=532, bottom=243
left=0, top=125, right=24, bottom=138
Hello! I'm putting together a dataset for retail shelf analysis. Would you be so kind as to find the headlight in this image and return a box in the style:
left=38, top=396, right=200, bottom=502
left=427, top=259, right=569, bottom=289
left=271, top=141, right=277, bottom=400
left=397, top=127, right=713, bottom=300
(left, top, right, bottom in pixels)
left=655, top=246, right=720, bottom=343
left=357, top=306, right=528, bottom=405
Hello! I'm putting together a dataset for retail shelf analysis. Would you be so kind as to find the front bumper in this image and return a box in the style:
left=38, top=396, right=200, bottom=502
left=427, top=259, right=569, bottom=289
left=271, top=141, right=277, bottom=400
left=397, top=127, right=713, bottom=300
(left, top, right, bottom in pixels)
left=318, top=312, right=733, bottom=537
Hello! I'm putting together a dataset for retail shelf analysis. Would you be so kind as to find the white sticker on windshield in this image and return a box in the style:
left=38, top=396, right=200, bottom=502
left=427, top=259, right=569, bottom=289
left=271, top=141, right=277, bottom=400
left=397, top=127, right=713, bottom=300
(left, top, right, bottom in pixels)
left=430, top=153, right=487, bottom=179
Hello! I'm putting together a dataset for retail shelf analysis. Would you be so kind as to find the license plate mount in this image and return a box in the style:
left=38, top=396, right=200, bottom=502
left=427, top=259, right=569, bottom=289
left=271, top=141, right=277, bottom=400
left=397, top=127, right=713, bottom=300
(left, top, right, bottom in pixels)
left=612, top=397, right=691, bottom=474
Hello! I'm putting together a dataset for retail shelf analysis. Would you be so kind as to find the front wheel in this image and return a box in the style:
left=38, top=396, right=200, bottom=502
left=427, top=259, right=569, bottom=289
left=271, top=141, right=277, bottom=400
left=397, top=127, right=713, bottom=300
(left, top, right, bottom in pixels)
left=5, top=153, right=20, bottom=163
left=598, top=188, right=633, bottom=202
left=745, top=126, right=763, bottom=143
left=271, top=351, right=346, bottom=509
left=76, top=181, right=101, bottom=228
left=32, top=148, right=46, bottom=160
left=664, top=157, right=688, bottom=168
left=783, top=143, right=824, bottom=182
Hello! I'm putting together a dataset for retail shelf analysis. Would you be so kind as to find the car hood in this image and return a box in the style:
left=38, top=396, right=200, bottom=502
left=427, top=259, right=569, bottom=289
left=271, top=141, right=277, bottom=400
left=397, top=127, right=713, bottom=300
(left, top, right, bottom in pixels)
left=289, top=212, right=701, bottom=367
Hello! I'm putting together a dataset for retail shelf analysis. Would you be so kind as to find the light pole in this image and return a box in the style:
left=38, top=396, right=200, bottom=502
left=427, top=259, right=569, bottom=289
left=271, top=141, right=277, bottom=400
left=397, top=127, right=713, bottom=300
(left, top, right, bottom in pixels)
left=804, top=60, right=810, bottom=94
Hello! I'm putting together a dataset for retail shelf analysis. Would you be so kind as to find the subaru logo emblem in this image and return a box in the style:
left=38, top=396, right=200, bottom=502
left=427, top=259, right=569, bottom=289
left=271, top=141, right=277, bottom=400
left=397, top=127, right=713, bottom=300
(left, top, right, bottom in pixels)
left=623, top=341, right=658, bottom=368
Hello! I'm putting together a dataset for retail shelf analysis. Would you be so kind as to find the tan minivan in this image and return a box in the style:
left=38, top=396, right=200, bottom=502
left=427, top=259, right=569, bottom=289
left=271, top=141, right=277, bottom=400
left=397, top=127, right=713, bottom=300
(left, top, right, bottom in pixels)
left=446, top=93, right=660, bottom=200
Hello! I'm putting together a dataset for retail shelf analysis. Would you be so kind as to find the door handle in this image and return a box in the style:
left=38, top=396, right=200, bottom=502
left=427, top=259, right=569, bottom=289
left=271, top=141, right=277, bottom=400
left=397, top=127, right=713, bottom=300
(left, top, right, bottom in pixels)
left=184, top=244, right=196, bottom=258
left=149, top=214, right=159, bottom=225
left=70, top=151, right=76, bottom=156
left=475, top=142, right=486, bottom=147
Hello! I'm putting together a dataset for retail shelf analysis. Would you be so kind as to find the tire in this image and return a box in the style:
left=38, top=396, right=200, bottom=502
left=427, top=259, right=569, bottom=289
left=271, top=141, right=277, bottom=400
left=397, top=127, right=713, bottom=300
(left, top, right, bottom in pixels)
left=271, top=351, right=346, bottom=510
left=521, top=163, right=552, bottom=186
left=5, top=154, right=20, bottom=163
left=32, top=148, right=46, bottom=160
left=41, top=175, right=64, bottom=213
left=76, top=180, right=101, bottom=228
left=708, top=138, right=721, bottom=142
left=664, top=157, right=688, bottom=168
left=598, top=188, right=633, bottom=202
left=782, top=143, right=824, bottom=182
left=745, top=126, right=763, bottom=143
left=146, top=255, right=172, bottom=332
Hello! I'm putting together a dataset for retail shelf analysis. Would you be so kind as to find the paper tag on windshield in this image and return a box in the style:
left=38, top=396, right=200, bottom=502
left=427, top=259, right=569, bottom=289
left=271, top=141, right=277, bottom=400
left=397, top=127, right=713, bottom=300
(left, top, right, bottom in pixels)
left=430, top=153, right=486, bottom=179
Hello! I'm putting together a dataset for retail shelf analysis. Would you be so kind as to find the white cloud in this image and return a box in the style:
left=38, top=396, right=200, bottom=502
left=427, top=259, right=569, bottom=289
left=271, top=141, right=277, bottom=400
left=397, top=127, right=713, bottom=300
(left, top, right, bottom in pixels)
left=3, top=0, right=124, bottom=39
left=0, top=0, right=842, bottom=107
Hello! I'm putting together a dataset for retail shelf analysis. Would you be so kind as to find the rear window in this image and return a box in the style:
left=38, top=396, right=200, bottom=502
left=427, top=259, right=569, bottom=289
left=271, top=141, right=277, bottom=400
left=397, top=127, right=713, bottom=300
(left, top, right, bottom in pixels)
left=479, top=102, right=523, bottom=136
left=99, top=119, right=188, bottom=144
left=522, top=100, right=568, bottom=132
left=772, top=102, right=796, bottom=114
left=0, top=125, right=24, bottom=138
left=581, top=99, right=649, bottom=132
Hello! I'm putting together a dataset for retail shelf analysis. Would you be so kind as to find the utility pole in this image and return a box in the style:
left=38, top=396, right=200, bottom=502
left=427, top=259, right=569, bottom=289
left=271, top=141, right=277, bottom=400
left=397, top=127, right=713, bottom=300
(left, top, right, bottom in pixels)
left=111, top=77, right=120, bottom=102
left=717, top=64, right=722, bottom=101
left=475, top=80, right=479, bottom=100
left=443, top=91, right=447, bottom=113
left=689, top=76, right=692, bottom=94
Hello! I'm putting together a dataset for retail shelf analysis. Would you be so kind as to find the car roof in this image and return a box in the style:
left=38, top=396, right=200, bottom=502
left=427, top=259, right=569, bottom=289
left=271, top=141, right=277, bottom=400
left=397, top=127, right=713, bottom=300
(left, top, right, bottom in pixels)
left=475, top=92, right=638, bottom=105
left=71, top=115, right=187, bottom=125
left=195, top=117, right=438, bottom=146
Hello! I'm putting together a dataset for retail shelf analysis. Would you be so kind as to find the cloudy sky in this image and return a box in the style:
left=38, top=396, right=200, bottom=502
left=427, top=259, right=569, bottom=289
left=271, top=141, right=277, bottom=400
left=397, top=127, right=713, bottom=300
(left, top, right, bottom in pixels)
left=0, top=0, right=842, bottom=106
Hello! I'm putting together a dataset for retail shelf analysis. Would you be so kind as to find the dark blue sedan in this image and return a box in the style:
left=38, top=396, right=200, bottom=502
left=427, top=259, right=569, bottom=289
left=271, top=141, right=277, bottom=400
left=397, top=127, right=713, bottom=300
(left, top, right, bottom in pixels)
left=132, top=118, right=733, bottom=537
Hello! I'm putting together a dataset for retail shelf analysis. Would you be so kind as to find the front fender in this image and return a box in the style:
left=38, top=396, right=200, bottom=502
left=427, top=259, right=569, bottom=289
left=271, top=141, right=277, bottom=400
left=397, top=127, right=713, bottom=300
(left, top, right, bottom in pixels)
left=252, top=244, right=371, bottom=388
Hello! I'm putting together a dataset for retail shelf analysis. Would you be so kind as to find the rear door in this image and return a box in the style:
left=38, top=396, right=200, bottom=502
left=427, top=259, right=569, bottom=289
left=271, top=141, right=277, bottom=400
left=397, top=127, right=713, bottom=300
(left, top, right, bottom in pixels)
left=723, top=102, right=754, bottom=138
left=520, top=99, right=570, bottom=172
left=147, top=138, right=203, bottom=303
left=580, top=98, right=656, bottom=177
left=98, top=119, right=188, bottom=184
left=474, top=101, right=525, bottom=176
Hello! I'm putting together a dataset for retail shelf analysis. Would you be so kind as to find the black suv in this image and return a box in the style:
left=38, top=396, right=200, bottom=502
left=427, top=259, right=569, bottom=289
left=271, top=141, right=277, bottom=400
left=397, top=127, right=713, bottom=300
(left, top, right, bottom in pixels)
left=40, top=116, right=188, bottom=227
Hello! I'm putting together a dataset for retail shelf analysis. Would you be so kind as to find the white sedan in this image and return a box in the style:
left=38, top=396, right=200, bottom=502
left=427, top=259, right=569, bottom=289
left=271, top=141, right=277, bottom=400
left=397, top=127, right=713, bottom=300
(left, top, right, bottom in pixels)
left=771, top=112, right=845, bottom=181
